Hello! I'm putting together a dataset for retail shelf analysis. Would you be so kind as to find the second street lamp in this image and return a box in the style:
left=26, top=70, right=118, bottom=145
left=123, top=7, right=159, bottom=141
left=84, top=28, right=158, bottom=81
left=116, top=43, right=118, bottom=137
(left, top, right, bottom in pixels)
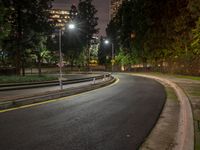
left=104, top=40, right=114, bottom=72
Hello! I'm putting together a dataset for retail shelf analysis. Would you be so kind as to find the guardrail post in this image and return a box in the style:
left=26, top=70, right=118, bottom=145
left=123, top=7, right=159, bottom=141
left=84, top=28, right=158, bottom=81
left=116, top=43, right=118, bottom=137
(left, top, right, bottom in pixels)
left=93, top=78, right=96, bottom=85
left=103, top=74, right=106, bottom=81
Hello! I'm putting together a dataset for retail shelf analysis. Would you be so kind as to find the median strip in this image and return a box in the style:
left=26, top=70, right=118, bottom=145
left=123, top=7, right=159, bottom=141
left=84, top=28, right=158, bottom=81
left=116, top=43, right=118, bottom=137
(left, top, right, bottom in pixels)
left=0, top=76, right=116, bottom=111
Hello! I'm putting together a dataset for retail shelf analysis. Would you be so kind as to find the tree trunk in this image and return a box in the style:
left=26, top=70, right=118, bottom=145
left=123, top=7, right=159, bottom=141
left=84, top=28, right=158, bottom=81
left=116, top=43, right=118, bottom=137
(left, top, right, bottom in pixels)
left=142, top=57, right=147, bottom=72
left=86, top=45, right=90, bottom=71
left=70, top=59, right=74, bottom=71
left=37, top=54, right=42, bottom=76
left=22, top=57, right=25, bottom=76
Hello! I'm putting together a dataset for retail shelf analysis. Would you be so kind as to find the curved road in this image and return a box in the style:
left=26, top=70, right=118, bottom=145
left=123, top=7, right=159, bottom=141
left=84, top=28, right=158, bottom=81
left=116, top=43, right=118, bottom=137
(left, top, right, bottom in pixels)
left=0, top=74, right=166, bottom=150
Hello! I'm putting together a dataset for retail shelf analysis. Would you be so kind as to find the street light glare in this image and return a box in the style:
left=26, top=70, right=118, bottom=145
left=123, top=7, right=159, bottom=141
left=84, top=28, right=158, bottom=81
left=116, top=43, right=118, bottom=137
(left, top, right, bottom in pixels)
left=68, top=23, right=75, bottom=30
left=104, top=40, right=109, bottom=44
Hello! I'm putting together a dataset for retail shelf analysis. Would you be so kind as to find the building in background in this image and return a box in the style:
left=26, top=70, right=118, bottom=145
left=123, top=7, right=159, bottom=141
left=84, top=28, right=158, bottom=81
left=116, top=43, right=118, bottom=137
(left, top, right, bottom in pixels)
left=110, top=0, right=123, bottom=19
left=49, top=9, right=70, bottom=31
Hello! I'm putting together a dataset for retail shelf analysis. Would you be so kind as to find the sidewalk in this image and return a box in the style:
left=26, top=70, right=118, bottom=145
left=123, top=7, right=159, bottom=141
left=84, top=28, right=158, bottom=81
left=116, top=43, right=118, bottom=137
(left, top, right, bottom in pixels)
left=133, top=73, right=200, bottom=150
left=168, top=75, right=200, bottom=150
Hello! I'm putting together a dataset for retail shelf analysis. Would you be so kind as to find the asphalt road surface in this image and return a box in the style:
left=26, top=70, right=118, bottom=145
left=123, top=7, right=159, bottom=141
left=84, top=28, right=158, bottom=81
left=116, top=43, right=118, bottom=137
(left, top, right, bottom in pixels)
left=0, top=74, right=166, bottom=150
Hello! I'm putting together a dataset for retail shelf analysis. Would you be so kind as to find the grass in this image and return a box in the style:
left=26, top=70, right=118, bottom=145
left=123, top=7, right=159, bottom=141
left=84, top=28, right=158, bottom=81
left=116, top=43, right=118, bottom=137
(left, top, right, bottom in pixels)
left=175, top=75, right=200, bottom=81
left=195, top=119, right=200, bottom=150
left=189, top=90, right=200, bottom=97
left=196, top=143, right=200, bottom=150
left=134, top=72, right=200, bottom=81
left=0, top=75, right=57, bottom=84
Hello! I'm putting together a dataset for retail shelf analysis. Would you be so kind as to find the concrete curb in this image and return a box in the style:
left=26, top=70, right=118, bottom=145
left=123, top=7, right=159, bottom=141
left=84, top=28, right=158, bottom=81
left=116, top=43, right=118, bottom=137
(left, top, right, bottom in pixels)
left=132, top=74, right=194, bottom=150
left=0, top=77, right=116, bottom=110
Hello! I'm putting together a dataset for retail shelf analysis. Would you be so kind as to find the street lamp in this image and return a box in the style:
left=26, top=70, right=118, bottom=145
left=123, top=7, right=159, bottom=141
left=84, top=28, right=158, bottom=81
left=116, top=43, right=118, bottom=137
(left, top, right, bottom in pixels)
left=104, top=40, right=109, bottom=44
left=68, top=23, right=75, bottom=30
left=58, top=22, right=75, bottom=90
left=104, top=40, right=114, bottom=72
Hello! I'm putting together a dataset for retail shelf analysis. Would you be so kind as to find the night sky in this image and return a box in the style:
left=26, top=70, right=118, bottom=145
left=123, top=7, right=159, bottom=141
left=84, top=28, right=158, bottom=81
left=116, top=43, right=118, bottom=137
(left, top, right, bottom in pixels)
left=53, top=0, right=110, bottom=36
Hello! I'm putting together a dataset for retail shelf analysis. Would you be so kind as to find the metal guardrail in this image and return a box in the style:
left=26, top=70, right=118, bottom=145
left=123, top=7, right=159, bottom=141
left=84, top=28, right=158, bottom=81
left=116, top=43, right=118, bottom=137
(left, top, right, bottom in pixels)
left=0, top=73, right=111, bottom=91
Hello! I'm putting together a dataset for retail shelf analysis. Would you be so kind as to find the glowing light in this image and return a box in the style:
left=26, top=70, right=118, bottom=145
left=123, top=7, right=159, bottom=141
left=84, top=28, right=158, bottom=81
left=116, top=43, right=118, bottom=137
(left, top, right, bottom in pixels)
left=104, top=40, right=110, bottom=44
left=68, top=23, right=75, bottom=30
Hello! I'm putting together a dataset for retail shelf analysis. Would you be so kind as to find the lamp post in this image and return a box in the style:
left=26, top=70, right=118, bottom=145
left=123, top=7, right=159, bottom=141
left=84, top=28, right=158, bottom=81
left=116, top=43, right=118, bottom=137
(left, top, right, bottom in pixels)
left=58, top=29, right=63, bottom=90
left=58, top=23, right=75, bottom=90
left=104, top=40, right=114, bottom=72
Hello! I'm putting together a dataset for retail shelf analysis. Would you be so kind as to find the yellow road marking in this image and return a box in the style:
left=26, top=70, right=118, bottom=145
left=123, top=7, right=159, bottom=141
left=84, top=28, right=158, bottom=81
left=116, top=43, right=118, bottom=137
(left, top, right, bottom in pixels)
left=0, top=77, right=120, bottom=113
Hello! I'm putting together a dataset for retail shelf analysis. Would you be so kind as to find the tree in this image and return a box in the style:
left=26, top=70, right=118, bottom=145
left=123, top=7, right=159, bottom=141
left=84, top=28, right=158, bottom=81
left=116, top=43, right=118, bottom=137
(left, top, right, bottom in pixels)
left=115, top=49, right=136, bottom=71
left=191, top=18, right=200, bottom=55
left=2, top=0, right=53, bottom=75
left=77, top=0, right=99, bottom=68
left=106, top=0, right=200, bottom=74
left=31, top=34, right=49, bottom=76
left=62, top=30, right=83, bottom=70
left=0, top=3, right=10, bottom=49
left=0, top=2, right=11, bottom=66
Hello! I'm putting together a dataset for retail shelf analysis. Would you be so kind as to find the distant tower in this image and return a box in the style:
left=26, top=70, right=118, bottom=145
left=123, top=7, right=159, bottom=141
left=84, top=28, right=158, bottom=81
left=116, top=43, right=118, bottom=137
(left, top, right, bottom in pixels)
left=110, top=0, right=123, bottom=19
left=50, top=9, right=70, bottom=31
